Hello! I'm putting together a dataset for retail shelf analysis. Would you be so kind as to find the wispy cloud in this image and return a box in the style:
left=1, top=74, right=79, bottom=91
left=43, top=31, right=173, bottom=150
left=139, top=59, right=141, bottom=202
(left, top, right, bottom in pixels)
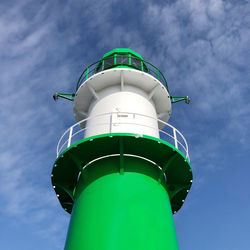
left=0, top=0, right=75, bottom=247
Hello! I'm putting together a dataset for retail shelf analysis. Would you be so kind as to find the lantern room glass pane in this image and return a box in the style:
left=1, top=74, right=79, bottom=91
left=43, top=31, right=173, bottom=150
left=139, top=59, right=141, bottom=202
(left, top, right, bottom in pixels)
left=103, top=57, right=114, bottom=70
left=131, top=57, right=141, bottom=70
left=116, top=55, right=129, bottom=65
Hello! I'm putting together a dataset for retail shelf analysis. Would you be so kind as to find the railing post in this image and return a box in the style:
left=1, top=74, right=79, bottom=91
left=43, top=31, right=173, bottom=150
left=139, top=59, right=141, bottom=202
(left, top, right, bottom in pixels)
left=102, top=60, right=104, bottom=71
left=67, top=126, right=73, bottom=148
left=157, top=68, right=160, bottom=81
left=141, top=61, right=144, bottom=71
left=129, top=54, right=131, bottom=65
left=86, top=67, right=89, bottom=80
left=173, top=128, right=178, bottom=149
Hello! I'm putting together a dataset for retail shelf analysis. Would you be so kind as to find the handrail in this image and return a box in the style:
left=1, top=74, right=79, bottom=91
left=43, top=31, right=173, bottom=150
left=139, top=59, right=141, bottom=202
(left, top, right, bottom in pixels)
left=56, top=112, right=190, bottom=162
left=76, top=55, right=169, bottom=91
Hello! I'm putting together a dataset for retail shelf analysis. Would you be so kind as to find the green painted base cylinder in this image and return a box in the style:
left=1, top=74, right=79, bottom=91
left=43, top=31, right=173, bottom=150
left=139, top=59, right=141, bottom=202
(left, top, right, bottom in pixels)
left=64, top=156, right=179, bottom=250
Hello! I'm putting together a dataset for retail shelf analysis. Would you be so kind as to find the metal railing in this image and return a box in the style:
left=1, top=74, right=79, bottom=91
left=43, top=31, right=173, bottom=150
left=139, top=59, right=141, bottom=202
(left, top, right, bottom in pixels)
left=57, top=112, right=189, bottom=161
left=76, top=55, right=169, bottom=91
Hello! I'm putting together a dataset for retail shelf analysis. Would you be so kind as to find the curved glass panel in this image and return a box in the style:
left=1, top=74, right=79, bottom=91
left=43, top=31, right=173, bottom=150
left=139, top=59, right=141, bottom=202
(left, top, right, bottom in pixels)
left=131, top=57, right=141, bottom=70
left=103, top=57, right=114, bottom=70
left=116, top=55, right=129, bottom=65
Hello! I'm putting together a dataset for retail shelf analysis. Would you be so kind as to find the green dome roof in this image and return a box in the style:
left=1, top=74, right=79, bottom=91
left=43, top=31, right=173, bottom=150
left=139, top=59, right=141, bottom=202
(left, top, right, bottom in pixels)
left=102, top=48, right=143, bottom=59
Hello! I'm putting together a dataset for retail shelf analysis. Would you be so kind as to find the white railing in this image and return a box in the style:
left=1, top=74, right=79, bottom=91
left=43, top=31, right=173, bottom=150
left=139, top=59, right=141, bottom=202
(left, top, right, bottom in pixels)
left=57, top=112, right=190, bottom=161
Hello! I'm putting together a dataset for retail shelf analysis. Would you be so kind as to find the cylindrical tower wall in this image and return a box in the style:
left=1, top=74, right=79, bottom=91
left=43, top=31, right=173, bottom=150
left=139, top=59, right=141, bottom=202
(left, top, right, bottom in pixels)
left=85, top=88, right=159, bottom=138
left=64, top=156, right=179, bottom=250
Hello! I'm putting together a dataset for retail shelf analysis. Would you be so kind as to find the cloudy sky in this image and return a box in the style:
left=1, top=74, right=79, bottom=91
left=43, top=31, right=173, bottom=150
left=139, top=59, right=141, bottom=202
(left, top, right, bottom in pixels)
left=0, top=0, right=250, bottom=249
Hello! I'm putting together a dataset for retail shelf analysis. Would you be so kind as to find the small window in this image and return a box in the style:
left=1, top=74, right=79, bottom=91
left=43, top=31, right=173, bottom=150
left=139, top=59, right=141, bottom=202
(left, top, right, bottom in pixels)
left=131, top=58, right=141, bottom=70
left=103, top=57, right=114, bottom=70
left=116, top=55, right=129, bottom=65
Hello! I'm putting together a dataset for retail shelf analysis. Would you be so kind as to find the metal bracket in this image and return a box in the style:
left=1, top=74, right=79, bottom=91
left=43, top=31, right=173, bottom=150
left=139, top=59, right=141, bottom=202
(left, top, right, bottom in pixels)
left=120, top=70, right=124, bottom=91
left=55, top=183, right=74, bottom=201
left=67, top=151, right=84, bottom=174
left=158, top=152, right=178, bottom=183
left=171, top=96, right=190, bottom=104
left=87, top=84, right=99, bottom=100
left=53, top=92, right=75, bottom=101
left=168, top=184, right=190, bottom=201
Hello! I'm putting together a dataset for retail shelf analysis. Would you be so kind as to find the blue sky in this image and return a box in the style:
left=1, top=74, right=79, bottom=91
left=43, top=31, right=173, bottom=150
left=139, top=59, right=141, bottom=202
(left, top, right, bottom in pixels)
left=0, top=0, right=250, bottom=249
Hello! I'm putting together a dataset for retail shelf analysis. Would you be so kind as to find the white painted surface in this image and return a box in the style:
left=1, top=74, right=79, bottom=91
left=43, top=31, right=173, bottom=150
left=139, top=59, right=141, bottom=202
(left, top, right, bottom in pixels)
left=56, top=113, right=190, bottom=161
left=85, top=91, right=159, bottom=138
left=73, top=68, right=171, bottom=128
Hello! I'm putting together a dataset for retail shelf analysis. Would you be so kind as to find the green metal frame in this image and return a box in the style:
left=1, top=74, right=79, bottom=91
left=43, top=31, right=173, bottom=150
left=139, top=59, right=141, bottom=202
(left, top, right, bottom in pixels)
left=53, top=92, right=75, bottom=101
left=51, top=133, right=192, bottom=214
left=102, top=48, right=143, bottom=60
left=171, top=96, right=191, bottom=104
left=76, top=55, right=169, bottom=91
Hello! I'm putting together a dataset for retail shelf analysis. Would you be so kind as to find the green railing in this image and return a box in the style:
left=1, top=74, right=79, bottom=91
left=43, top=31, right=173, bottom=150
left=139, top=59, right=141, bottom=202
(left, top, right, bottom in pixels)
left=76, top=55, right=169, bottom=91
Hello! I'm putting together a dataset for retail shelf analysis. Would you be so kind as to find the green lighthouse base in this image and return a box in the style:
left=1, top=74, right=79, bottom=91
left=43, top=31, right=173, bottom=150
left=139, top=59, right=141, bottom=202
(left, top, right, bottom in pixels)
left=51, top=133, right=192, bottom=250
left=65, top=156, right=179, bottom=250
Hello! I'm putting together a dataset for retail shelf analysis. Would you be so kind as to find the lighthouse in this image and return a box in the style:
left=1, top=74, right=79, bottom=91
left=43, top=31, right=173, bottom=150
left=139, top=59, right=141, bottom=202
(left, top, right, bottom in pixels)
left=52, top=48, right=192, bottom=250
